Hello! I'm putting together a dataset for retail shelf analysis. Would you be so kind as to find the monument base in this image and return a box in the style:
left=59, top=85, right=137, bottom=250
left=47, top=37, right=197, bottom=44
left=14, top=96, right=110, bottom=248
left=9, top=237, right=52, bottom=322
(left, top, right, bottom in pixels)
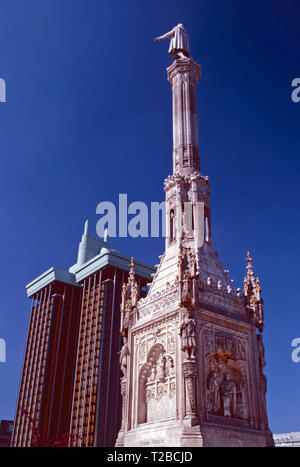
left=200, top=423, right=274, bottom=447
left=118, top=420, right=274, bottom=447
left=123, top=420, right=187, bottom=447
left=115, top=430, right=125, bottom=447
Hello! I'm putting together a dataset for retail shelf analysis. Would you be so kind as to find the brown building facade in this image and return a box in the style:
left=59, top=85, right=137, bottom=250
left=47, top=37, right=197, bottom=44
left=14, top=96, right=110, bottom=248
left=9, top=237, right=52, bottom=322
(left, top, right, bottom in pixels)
left=12, top=224, right=153, bottom=446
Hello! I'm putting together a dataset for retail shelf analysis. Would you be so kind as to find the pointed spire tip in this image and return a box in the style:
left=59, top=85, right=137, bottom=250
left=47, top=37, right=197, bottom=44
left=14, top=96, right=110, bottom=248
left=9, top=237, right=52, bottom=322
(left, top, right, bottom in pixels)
left=104, top=228, right=109, bottom=243
left=84, top=219, right=89, bottom=235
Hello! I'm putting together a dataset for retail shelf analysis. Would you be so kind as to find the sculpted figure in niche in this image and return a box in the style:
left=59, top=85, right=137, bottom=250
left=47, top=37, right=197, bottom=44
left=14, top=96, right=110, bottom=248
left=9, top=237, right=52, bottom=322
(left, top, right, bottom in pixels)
left=236, top=382, right=248, bottom=420
left=119, top=338, right=130, bottom=377
left=207, top=371, right=221, bottom=415
left=165, top=356, right=175, bottom=377
left=220, top=373, right=237, bottom=418
left=207, top=347, right=249, bottom=420
left=182, top=269, right=193, bottom=305
left=180, top=310, right=197, bottom=359
left=157, top=354, right=166, bottom=381
left=236, top=339, right=246, bottom=361
left=257, top=333, right=266, bottom=374
left=169, top=209, right=175, bottom=242
left=121, top=300, right=132, bottom=335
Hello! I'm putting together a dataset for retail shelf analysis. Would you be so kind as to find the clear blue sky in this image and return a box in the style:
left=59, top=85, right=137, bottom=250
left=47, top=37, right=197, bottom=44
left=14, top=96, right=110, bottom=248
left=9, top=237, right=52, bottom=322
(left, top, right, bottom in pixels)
left=0, top=0, right=299, bottom=434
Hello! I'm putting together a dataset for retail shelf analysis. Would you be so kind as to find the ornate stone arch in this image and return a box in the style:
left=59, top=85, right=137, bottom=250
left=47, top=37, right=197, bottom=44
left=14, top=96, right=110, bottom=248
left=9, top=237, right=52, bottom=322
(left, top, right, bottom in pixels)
left=137, top=343, right=176, bottom=424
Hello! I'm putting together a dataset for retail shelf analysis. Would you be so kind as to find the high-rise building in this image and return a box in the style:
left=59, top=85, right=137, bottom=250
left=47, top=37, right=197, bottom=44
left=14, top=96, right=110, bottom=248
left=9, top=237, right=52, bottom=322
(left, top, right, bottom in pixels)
left=0, top=420, right=14, bottom=447
left=12, top=223, right=154, bottom=447
left=116, top=25, right=274, bottom=447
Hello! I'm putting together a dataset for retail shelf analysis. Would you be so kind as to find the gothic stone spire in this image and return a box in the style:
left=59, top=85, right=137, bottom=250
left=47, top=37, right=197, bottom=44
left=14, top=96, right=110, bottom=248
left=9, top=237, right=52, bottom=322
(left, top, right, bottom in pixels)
left=163, top=57, right=212, bottom=256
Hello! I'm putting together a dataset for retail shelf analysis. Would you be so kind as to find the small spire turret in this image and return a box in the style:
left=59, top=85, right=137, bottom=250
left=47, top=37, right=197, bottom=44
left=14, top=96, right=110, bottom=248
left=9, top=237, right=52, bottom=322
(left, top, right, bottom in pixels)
left=120, top=258, right=140, bottom=337
left=243, top=252, right=264, bottom=332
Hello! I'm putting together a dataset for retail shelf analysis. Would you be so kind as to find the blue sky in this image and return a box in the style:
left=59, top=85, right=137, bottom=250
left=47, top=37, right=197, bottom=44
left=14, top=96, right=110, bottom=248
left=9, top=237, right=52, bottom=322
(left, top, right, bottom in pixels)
left=0, top=0, right=299, bottom=434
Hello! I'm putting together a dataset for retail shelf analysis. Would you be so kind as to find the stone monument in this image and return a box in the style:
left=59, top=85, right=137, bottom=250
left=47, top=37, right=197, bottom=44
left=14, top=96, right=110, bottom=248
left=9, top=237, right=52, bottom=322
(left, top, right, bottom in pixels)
left=115, top=25, right=274, bottom=447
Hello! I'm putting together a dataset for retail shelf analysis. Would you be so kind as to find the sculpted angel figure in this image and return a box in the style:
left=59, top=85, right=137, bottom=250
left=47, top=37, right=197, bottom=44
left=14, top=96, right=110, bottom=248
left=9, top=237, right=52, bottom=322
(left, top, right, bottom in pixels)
left=155, top=23, right=190, bottom=59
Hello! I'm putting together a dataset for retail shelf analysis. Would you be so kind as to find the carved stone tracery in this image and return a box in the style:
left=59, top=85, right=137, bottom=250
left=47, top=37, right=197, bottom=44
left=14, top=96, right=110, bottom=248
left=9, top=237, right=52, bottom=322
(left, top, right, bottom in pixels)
left=138, top=342, right=176, bottom=424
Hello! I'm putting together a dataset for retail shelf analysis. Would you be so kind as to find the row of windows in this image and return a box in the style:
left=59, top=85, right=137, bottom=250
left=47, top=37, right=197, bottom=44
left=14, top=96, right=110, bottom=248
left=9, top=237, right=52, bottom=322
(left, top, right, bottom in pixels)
left=73, top=396, right=97, bottom=407
left=78, top=342, right=101, bottom=351
left=72, top=409, right=96, bottom=420
left=80, top=312, right=103, bottom=324
left=75, top=364, right=99, bottom=378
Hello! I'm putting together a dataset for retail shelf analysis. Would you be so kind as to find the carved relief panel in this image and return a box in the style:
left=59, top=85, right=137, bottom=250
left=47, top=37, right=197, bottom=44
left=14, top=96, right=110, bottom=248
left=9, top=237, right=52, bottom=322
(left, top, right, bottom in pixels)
left=203, top=326, right=249, bottom=422
left=136, top=321, right=178, bottom=425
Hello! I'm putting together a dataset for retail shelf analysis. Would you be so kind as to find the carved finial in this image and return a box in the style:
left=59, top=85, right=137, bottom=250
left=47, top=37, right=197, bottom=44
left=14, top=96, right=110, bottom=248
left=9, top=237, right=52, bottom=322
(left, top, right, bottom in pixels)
left=122, top=282, right=127, bottom=297
left=129, top=257, right=135, bottom=280
left=243, top=276, right=248, bottom=296
left=120, top=257, right=140, bottom=336
left=246, top=251, right=254, bottom=278
left=256, top=278, right=261, bottom=300
left=244, top=252, right=254, bottom=295
left=177, top=252, right=184, bottom=268
left=244, top=252, right=261, bottom=291
left=243, top=252, right=264, bottom=332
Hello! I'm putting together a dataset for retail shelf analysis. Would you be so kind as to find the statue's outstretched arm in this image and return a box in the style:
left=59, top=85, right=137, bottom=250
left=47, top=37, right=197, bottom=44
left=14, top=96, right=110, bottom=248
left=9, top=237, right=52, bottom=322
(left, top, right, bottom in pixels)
left=154, top=28, right=174, bottom=42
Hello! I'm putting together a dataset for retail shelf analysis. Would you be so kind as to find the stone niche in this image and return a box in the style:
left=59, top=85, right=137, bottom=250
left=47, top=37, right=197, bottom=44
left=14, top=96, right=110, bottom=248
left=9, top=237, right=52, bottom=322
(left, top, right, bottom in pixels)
left=138, top=343, right=176, bottom=424
left=205, top=347, right=249, bottom=422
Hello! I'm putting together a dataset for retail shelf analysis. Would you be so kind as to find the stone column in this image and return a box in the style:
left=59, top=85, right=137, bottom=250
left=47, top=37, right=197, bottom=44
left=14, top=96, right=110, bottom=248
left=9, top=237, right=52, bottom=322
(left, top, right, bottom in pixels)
left=183, top=360, right=198, bottom=420
left=165, top=202, right=170, bottom=249
left=175, top=176, right=183, bottom=245
left=259, top=373, right=268, bottom=431
left=167, top=58, right=201, bottom=176
left=120, top=377, right=127, bottom=431
left=115, top=377, right=127, bottom=446
left=190, top=173, right=204, bottom=251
